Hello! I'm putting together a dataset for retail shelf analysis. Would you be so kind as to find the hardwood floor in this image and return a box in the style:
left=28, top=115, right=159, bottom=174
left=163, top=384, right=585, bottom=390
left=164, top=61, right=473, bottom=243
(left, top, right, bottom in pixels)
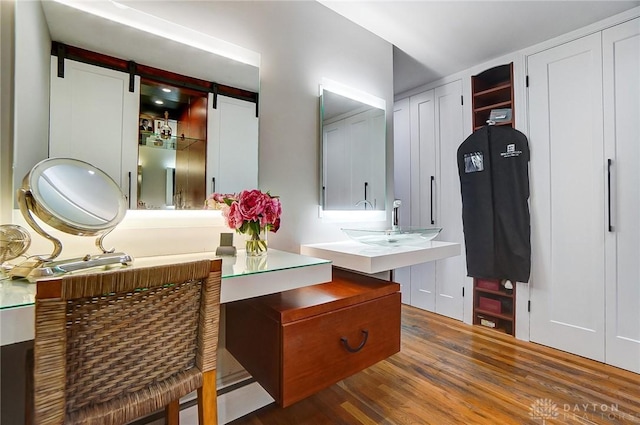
left=229, top=305, right=640, bottom=425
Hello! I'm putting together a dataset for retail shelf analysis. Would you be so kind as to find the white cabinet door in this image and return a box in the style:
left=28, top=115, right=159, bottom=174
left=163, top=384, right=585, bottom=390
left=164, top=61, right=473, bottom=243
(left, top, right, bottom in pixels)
left=393, top=98, right=412, bottom=304
left=603, top=18, right=640, bottom=373
left=434, top=80, right=464, bottom=320
left=528, top=33, right=606, bottom=362
left=409, top=90, right=436, bottom=311
left=348, top=112, right=372, bottom=207
left=322, top=120, right=350, bottom=209
left=49, top=58, right=139, bottom=207
left=399, top=81, right=465, bottom=319
left=369, top=109, right=386, bottom=208
left=207, top=95, right=259, bottom=195
left=323, top=108, right=384, bottom=210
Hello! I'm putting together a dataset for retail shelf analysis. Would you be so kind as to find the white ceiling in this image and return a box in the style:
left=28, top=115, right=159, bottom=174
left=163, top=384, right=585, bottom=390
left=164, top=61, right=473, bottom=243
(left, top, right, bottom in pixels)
left=319, top=1, right=640, bottom=94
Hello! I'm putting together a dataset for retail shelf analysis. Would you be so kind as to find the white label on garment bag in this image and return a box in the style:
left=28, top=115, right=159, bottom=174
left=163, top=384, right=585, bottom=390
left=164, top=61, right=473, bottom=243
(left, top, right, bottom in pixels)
left=501, top=143, right=522, bottom=158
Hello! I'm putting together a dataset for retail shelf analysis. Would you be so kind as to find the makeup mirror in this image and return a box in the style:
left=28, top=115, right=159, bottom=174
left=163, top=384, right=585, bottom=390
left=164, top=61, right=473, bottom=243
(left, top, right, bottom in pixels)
left=11, top=158, right=132, bottom=279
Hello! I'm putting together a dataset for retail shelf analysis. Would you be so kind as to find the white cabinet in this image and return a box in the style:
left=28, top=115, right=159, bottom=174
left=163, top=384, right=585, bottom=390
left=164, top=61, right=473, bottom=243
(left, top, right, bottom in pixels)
left=393, top=80, right=465, bottom=320
left=323, top=108, right=385, bottom=210
left=528, top=19, right=640, bottom=372
left=528, top=32, right=605, bottom=362
left=49, top=58, right=139, bottom=207
left=603, top=18, right=640, bottom=373
left=393, top=98, right=412, bottom=304
left=206, top=94, right=259, bottom=195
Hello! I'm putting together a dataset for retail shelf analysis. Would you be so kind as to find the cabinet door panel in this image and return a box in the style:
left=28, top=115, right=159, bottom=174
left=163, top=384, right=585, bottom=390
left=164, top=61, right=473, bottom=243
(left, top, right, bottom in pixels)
left=348, top=114, right=371, bottom=206
left=528, top=33, right=605, bottom=361
left=410, top=91, right=435, bottom=227
left=402, top=83, right=465, bottom=319
left=410, top=262, right=436, bottom=312
left=604, top=18, right=640, bottom=373
left=409, top=91, right=436, bottom=310
left=49, top=58, right=139, bottom=204
left=322, top=122, right=349, bottom=209
left=393, top=98, right=412, bottom=304
left=207, top=95, right=258, bottom=195
left=434, top=80, right=464, bottom=320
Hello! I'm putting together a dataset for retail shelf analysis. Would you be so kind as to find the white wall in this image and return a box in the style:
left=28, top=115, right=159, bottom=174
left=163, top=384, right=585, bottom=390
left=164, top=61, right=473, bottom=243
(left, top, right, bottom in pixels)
left=13, top=0, right=50, bottom=205
left=0, top=0, right=15, bottom=223
left=7, top=1, right=393, bottom=258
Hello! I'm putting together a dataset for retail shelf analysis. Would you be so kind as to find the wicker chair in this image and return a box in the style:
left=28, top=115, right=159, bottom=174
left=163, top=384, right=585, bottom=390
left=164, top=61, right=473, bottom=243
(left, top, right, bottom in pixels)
left=28, top=258, right=222, bottom=425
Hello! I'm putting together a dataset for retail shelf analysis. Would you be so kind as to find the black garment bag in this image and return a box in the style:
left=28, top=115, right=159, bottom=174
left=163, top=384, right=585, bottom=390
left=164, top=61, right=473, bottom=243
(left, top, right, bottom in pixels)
left=457, top=125, right=531, bottom=283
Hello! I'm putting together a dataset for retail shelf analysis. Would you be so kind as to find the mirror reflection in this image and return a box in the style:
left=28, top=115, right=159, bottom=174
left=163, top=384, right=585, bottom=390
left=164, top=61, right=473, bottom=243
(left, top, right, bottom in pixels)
left=137, top=80, right=207, bottom=209
left=321, top=87, right=386, bottom=211
left=14, top=0, right=260, bottom=211
left=32, top=159, right=126, bottom=229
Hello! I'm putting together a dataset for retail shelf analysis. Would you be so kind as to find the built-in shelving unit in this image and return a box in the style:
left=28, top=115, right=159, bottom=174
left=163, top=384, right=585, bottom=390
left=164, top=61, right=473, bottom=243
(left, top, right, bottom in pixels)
left=473, top=278, right=516, bottom=336
left=471, top=63, right=514, bottom=131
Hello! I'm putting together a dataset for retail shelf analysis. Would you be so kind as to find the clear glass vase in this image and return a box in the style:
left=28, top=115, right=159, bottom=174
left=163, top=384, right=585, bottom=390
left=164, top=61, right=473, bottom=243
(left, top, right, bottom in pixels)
left=245, top=229, right=268, bottom=257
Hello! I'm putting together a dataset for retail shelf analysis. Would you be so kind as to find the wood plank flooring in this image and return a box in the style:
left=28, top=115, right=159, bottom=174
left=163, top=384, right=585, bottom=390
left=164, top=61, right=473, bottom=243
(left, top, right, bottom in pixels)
left=229, top=305, right=640, bottom=425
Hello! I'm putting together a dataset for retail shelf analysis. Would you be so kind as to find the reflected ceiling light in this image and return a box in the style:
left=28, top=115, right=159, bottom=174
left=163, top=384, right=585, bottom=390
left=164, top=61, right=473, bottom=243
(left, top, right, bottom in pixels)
left=109, top=1, right=128, bottom=10
left=320, top=77, right=385, bottom=110
left=53, top=0, right=261, bottom=67
left=155, top=100, right=164, bottom=105
left=162, top=88, right=171, bottom=93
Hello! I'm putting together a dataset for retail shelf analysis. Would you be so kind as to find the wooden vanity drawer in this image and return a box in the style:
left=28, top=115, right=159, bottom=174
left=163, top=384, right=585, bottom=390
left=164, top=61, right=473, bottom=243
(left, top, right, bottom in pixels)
left=281, top=292, right=400, bottom=406
left=226, top=268, right=401, bottom=407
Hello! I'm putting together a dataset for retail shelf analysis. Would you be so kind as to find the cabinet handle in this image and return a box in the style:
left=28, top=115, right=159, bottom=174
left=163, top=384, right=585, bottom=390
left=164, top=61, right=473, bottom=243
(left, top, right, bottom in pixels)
left=211, top=177, right=216, bottom=194
left=127, top=171, right=132, bottom=209
left=364, top=182, right=369, bottom=203
left=430, top=176, right=435, bottom=225
left=340, top=329, right=368, bottom=353
left=607, top=159, right=613, bottom=232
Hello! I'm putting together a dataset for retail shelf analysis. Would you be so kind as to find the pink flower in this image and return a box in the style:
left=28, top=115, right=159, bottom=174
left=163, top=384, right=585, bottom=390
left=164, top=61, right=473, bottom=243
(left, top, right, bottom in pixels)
left=223, top=202, right=244, bottom=230
left=260, top=196, right=282, bottom=230
left=206, top=190, right=282, bottom=236
left=237, top=190, right=269, bottom=222
left=204, top=192, right=236, bottom=209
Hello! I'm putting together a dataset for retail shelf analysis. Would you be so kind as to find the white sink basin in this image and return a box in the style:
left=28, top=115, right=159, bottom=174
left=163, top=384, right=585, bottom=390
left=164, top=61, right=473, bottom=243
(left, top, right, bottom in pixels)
left=341, top=226, right=442, bottom=247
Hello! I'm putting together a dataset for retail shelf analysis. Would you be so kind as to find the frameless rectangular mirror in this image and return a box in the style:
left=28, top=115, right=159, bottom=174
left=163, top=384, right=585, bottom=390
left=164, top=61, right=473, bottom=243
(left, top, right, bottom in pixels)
left=320, top=83, right=386, bottom=211
left=15, top=0, right=260, bottom=211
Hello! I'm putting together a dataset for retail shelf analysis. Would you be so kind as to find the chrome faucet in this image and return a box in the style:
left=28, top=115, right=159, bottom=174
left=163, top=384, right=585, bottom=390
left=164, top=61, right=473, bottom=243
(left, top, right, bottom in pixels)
left=355, top=199, right=374, bottom=210
left=392, top=199, right=402, bottom=230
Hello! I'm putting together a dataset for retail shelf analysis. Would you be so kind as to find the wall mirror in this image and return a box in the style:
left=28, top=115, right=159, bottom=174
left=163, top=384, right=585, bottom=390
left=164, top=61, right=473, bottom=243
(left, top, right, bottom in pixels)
left=16, top=0, right=260, bottom=211
left=320, top=82, right=386, bottom=211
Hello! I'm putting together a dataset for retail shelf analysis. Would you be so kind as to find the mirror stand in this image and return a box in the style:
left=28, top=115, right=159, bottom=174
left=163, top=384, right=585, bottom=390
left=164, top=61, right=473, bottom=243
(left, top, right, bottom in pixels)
left=10, top=190, right=133, bottom=280
left=10, top=158, right=134, bottom=281
left=10, top=252, right=134, bottom=280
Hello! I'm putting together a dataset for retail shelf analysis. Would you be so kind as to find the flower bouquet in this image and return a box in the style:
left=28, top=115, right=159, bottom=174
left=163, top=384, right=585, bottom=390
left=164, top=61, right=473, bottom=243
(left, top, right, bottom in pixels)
left=205, top=190, right=281, bottom=256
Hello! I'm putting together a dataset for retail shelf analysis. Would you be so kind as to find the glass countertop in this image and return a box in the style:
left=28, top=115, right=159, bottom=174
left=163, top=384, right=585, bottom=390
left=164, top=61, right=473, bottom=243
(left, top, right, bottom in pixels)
left=0, top=249, right=330, bottom=310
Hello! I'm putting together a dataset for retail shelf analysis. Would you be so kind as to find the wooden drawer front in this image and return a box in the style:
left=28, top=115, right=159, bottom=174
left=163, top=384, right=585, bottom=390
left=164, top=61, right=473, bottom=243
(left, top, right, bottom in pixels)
left=281, top=292, right=400, bottom=407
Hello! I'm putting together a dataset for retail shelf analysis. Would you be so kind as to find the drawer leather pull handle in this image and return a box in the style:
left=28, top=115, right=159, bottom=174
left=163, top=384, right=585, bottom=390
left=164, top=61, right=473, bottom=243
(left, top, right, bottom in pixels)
left=340, top=330, right=368, bottom=353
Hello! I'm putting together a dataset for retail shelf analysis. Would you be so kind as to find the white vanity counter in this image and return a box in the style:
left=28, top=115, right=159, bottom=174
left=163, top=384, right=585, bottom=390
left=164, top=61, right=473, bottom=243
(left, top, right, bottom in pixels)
left=0, top=249, right=332, bottom=346
left=300, top=240, right=460, bottom=274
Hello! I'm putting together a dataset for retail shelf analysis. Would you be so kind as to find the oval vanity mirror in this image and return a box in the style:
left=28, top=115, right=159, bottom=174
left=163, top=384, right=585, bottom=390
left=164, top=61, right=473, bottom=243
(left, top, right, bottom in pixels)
left=12, top=158, right=132, bottom=279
